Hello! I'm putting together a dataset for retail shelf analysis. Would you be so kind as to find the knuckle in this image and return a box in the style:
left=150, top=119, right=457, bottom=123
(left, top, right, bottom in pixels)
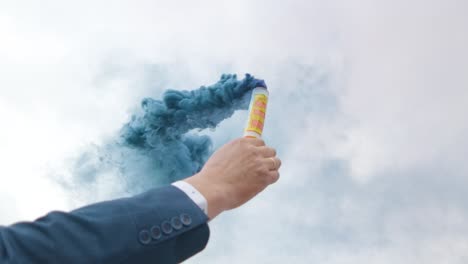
left=243, top=143, right=253, bottom=152
left=276, top=158, right=282, bottom=168
left=270, top=147, right=277, bottom=156
left=247, top=145, right=259, bottom=157
left=252, top=146, right=260, bottom=154
left=257, top=139, right=266, bottom=146
left=271, top=171, right=280, bottom=183
left=258, top=146, right=267, bottom=156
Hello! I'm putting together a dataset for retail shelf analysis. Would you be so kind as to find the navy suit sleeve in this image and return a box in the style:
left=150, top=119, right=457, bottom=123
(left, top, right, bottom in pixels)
left=0, top=185, right=210, bottom=264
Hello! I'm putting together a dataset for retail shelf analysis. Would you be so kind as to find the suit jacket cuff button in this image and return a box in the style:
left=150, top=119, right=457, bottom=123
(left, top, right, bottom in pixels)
left=180, top=214, right=192, bottom=226
left=139, top=230, right=152, bottom=245
left=161, top=221, right=173, bottom=235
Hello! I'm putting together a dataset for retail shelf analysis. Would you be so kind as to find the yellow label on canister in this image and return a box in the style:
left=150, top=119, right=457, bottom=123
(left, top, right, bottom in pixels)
left=245, top=94, right=268, bottom=135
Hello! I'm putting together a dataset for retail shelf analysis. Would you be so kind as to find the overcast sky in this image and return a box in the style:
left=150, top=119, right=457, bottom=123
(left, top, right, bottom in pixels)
left=1, top=0, right=468, bottom=263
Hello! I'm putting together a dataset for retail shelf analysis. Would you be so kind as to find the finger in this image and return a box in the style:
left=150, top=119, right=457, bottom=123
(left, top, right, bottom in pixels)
left=242, top=137, right=265, bottom=147
left=258, top=146, right=276, bottom=158
left=265, top=157, right=281, bottom=170
left=267, top=170, right=280, bottom=184
left=275, top=157, right=282, bottom=169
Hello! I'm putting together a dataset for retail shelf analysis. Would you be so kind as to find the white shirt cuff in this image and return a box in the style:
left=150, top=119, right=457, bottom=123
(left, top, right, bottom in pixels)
left=172, top=181, right=208, bottom=216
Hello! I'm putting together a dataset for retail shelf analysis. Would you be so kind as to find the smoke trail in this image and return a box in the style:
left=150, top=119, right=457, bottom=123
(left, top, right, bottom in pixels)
left=64, top=74, right=266, bottom=196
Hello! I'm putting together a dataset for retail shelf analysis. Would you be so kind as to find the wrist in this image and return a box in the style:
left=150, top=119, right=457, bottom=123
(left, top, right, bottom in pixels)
left=184, top=173, right=227, bottom=219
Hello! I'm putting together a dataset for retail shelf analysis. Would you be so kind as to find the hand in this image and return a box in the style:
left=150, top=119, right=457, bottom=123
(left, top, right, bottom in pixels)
left=184, top=137, right=281, bottom=219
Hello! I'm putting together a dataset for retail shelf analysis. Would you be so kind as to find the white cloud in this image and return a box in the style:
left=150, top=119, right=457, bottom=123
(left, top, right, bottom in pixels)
left=334, top=0, right=468, bottom=181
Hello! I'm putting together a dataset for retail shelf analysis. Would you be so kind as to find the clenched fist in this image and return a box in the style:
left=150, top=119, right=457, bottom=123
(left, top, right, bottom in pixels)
left=185, top=138, right=281, bottom=219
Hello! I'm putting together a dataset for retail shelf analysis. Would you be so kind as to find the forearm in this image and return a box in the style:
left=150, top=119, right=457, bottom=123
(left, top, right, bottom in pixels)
left=0, top=185, right=209, bottom=264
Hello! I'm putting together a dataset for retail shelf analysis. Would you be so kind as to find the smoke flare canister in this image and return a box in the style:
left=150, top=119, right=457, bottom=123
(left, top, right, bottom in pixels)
left=244, top=86, right=269, bottom=138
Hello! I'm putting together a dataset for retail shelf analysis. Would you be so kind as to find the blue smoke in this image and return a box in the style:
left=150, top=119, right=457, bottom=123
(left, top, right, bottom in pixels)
left=67, top=74, right=266, bottom=193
